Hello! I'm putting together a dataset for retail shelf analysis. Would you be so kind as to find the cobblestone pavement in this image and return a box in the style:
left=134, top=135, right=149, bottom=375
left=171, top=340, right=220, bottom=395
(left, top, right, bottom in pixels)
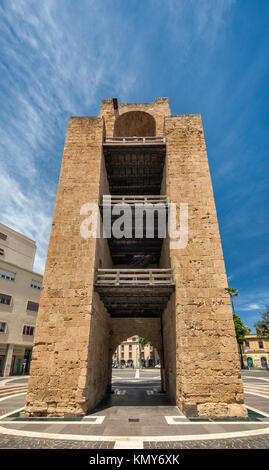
left=144, top=435, right=269, bottom=449
left=0, top=435, right=115, bottom=449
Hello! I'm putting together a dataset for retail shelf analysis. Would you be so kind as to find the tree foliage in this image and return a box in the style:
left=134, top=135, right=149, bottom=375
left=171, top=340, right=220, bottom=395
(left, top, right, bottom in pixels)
left=225, top=287, right=239, bottom=315
left=138, top=336, right=149, bottom=346
left=254, top=305, right=269, bottom=336
left=233, top=313, right=248, bottom=345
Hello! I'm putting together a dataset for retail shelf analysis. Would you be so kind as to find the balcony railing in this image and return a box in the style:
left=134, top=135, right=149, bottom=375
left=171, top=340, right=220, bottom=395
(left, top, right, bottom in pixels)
left=244, top=349, right=266, bottom=354
left=95, top=269, right=174, bottom=286
left=104, top=136, right=165, bottom=145
left=102, top=195, right=169, bottom=206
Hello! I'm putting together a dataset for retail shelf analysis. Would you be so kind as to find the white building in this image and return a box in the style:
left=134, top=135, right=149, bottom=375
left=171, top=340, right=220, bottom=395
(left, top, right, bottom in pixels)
left=113, top=335, right=159, bottom=368
left=0, top=223, right=43, bottom=376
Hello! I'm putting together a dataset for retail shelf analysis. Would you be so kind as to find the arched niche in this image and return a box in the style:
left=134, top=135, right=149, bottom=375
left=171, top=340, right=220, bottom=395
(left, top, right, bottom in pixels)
left=114, top=111, right=156, bottom=137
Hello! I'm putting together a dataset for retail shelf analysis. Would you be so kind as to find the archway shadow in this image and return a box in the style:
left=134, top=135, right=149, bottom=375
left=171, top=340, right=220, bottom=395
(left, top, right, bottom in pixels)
left=87, top=383, right=173, bottom=414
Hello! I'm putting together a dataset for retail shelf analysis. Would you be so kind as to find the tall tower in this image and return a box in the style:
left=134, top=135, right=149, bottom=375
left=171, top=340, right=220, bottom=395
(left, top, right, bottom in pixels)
left=24, top=98, right=247, bottom=418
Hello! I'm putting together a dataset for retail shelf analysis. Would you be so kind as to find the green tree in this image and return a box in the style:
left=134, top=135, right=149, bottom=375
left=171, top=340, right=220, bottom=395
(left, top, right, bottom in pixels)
left=226, top=287, right=248, bottom=368
left=138, top=337, right=149, bottom=346
left=233, top=313, right=249, bottom=369
left=138, top=337, right=149, bottom=368
left=254, top=305, right=269, bottom=337
left=225, top=287, right=239, bottom=315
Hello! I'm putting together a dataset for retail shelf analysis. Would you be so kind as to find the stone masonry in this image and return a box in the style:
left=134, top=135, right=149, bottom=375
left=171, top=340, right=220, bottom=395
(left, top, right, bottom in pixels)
left=23, top=98, right=247, bottom=418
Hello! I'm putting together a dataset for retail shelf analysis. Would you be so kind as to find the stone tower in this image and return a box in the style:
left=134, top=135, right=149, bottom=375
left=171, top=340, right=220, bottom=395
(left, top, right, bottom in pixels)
left=24, top=98, right=247, bottom=418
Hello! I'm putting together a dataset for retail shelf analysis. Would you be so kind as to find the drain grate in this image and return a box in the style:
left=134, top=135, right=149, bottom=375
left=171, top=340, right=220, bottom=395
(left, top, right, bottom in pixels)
left=128, top=418, right=139, bottom=422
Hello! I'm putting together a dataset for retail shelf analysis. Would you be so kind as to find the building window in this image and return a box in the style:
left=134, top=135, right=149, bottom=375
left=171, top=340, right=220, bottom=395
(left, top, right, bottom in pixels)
left=30, top=280, right=42, bottom=290
left=23, top=325, right=35, bottom=336
left=0, top=322, right=7, bottom=333
left=258, top=341, right=263, bottom=349
left=0, top=232, right=7, bottom=241
left=129, top=345, right=132, bottom=351
left=0, top=269, right=15, bottom=281
left=27, top=301, right=39, bottom=312
left=245, top=341, right=250, bottom=349
left=0, top=293, right=12, bottom=305
left=261, top=357, right=267, bottom=368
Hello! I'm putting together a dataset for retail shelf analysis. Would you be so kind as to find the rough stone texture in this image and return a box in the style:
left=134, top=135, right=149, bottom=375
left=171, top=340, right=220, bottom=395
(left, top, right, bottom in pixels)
left=100, top=97, right=171, bottom=137
left=24, top=98, right=247, bottom=418
left=163, top=114, right=247, bottom=417
left=24, top=117, right=112, bottom=416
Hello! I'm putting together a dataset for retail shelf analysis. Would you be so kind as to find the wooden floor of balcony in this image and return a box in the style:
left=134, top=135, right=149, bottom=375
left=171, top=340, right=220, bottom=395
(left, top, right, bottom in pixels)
left=95, top=269, right=174, bottom=318
left=103, top=144, right=166, bottom=195
left=100, top=196, right=168, bottom=264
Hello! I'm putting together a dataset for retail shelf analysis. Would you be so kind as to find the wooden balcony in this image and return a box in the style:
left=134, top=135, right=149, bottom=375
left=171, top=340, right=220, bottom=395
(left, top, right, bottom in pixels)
left=102, top=195, right=169, bottom=206
left=103, top=141, right=166, bottom=195
left=100, top=195, right=168, bottom=264
left=104, top=136, right=165, bottom=145
left=95, top=269, right=174, bottom=318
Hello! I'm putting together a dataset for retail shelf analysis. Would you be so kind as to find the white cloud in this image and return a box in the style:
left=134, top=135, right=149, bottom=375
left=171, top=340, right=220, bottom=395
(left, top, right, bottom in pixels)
left=240, top=303, right=263, bottom=311
left=0, top=0, right=141, bottom=272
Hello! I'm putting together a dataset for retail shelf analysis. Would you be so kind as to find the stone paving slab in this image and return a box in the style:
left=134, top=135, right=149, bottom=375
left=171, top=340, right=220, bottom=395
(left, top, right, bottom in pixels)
left=245, top=394, right=269, bottom=415
left=144, top=435, right=269, bottom=449
left=0, top=435, right=114, bottom=449
left=1, top=421, right=267, bottom=437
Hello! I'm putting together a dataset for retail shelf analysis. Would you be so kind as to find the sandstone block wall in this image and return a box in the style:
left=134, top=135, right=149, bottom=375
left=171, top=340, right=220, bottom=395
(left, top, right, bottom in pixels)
left=24, top=117, right=111, bottom=417
left=164, top=114, right=247, bottom=417
left=100, top=97, right=171, bottom=137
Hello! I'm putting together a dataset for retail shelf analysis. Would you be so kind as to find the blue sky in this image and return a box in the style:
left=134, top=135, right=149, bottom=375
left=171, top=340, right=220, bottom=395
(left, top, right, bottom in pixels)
left=0, top=0, right=268, bottom=331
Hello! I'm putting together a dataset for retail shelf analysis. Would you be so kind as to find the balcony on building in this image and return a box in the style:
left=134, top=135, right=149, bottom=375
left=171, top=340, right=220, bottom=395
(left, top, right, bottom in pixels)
left=95, top=108, right=174, bottom=318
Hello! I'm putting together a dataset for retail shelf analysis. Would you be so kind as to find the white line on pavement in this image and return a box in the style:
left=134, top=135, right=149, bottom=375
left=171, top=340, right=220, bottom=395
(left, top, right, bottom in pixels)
left=114, top=440, right=143, bottom=449
left=0, top=425, right=268, bottom=443
left=245, top=391, right=269, bottom=400
left=0, top=392, right=26, bottom=403
left=244, top=376, right=269, bottom=383
left=246, top=405, right=269, bottom=418
left=0, top=407, right=24, bottom=420
left=165, top=416, right=188, bottom=424
left=0, top=377, right=29, bottom=387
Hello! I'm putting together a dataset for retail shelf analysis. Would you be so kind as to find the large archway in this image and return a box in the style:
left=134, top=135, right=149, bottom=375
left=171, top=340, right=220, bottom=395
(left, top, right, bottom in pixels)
left=114, top=111, right=156, bottom=137
left=108, top=318, right=166, bottom=396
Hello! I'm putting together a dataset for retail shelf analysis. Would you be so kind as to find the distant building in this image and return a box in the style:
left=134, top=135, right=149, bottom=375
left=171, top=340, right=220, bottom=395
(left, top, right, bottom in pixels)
left=0, top=223, right=43, bottom=376
left=112, top=335, right=159, bottom=368
left=242, top=334, right=269, bottom=368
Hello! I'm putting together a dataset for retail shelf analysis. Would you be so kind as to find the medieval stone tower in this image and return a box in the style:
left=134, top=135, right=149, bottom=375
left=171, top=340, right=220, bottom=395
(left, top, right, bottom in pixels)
left=24, top=98, right=247, bottom=418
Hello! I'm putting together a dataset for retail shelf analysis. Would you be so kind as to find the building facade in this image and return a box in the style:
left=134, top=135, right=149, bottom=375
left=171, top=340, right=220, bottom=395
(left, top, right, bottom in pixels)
left=24, top=97, right=247, bottom=418
left=0, top=223, right=42, bottom=376
left=113, top=335, right=159, bottom=368
left=242, top=334, right=269, bottom=369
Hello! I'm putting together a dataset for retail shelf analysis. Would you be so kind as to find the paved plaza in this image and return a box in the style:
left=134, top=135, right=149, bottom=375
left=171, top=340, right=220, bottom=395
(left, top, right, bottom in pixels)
left=0, top=369, right=269, bottom=449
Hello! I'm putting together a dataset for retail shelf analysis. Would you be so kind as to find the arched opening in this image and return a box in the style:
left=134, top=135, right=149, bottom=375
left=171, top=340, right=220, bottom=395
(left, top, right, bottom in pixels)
left=247, top=357, right=253, bottom=367
left=114, top=111, right=156, bottom=137
left=112, top=335, right=160, bottom=370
